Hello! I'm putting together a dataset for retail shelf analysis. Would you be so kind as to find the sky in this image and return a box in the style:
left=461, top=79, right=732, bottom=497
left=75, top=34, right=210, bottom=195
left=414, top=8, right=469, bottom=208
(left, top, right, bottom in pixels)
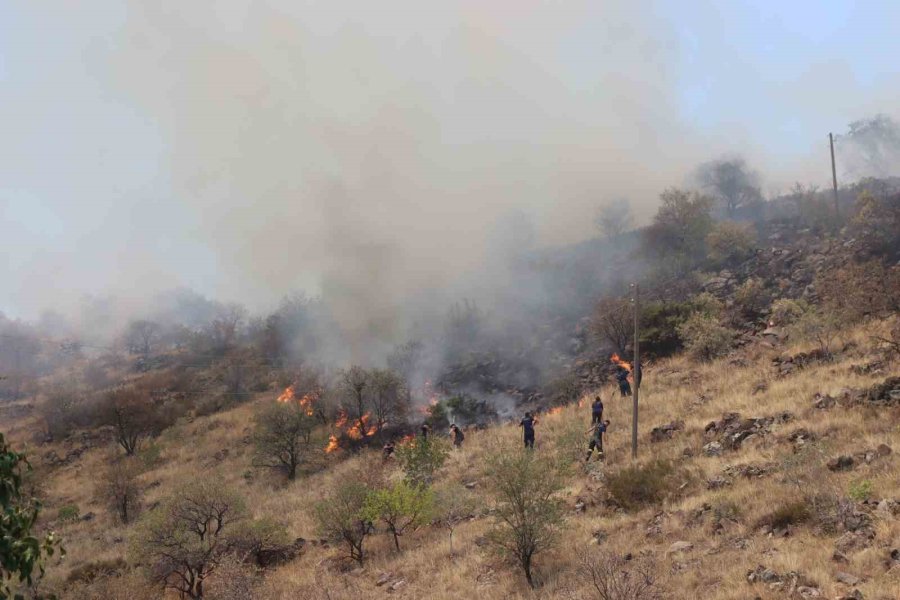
left=1, top=0, right=899, bottom=323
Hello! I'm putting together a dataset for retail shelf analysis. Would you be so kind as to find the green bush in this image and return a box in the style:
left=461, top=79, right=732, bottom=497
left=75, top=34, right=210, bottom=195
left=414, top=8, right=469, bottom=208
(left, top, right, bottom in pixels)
left=733, top=278, right=768, bottom=320
left=606, top=460, right=677, bottom=511
left=677, top=314, right=734, bottom=361
left=706, top=221, right=757, bottom=267
left=848, top=480, right=874, bottom=502
left=769, top=298, right=810, bottom=326
left=396, top=437, right=450, bottom=487
left=57, top=504, right=80, bottom=523
left=362, top=482, right=434, bottom=552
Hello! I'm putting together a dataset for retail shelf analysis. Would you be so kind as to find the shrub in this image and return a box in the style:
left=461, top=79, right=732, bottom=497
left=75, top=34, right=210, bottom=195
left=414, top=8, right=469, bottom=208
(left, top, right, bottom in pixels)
left=605, top=460, right=676, bottom=510
left=757, top=501, right=811, bottom=530
left=362, top=482, right=434, bottom=552
left=66, top=558, right=128, bottom=584
left=97, top=386, right=168, bottom=456
left=433, top=483, right=477, bottom=555
left=732, top=278, right=768, bottom=320
left=57, top=504, right=80, bottom=523
left=706, top=221, right=757, bottom=267
left=396, top=437, right=450, bottom=487
left=676, top=314, right=734, bottom=361
left=314, top=480, right=370, bottom=566
left=579, top=550, right=665, bottom=600
left=815, top=261, right=900, bottom=322
left=642, top=188, right=715, bottom=272
left=483, top=446, right=566, bottom=588
left=848, top=480, right=874, bottom=502
left=788, top=307, right=842, bottom=355
left=252, top=400, right=317, bottom=480
left=98, top=458, right=143, bottom=524
left=444, top=393, right=497, bottom=427
left=850, top=190, right=900, bottom=258
left=769, top=298, right=810, bottom=326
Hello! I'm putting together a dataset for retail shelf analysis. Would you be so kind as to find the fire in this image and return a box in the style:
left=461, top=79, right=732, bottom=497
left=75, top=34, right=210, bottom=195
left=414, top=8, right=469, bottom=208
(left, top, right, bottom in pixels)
left=324, top=435, right=340, bottom=453
left=334, top=410, right=348, bottom=429
left=277, top=385, right=295, bottom=403
left=398, top=434, right=416, bottom=446
left=611, top=353, right=632, bottom=372
left=346, top=413, right=377, bottom=440
left=547, top=406, right=564, bottom=416
left=577, top=397, right=587, bottom=409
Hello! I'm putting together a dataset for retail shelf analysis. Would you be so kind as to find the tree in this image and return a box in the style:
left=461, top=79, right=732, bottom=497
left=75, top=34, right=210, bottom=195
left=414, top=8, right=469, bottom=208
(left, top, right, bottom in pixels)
left=252, top=400, right=317, bottom=480
left=850, top=191, right=900, bottom=259
left=595, top=199, right=633, bottom=240
left=676, top=313, right=733, bottom=361
left=396, top=437, right=450, bottom=487
left=483, top=447, right=565, bottom=588
left=98, top=387, right=166, bottom=456
left=339, top=366, right=372, bottom=443
left=642, top=188, right=714, bottom=271
left=433, top=483, right=476, bottom=555
left=838, top=114, right=900, bottom=177
left=695, top=157, right=762, bottom=218
left=314, top=480, right=370, bottom=565
left=209, top=304, right=247, bottom=355
left=362, top=482, right=433, bottom=552
left=706, top=221, right=757, bottom=267
left=131, top=480, right=250, bottom=599
left=124, top=320, right=160, bottom=356
left=98, top=457, right=143, bottom=524
left=1, top=433, right=63, bottom=599
left=591, top=297, right=633, bottom=353
left=368, top=369, right=406, bottom=434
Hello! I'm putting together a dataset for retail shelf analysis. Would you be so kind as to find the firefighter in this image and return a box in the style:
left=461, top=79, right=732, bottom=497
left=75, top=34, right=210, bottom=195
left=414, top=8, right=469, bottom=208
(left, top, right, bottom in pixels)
left=615, top=365, right=632, bottom=397
left=585, top=419, right=610, bottom=462
left=591, top=396, right=604, bottom=424
left=420, top=423, right=431, bottom=441
left=382, top=440, right=396, bottom=460
left=449, top=424, right=465, bottom=449
left=519, top=412, right=537, bottom=449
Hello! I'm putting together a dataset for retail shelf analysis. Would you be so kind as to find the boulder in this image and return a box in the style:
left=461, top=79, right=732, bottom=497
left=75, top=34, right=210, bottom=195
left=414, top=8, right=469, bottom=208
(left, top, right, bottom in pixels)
left=835, top=572, right=861, bottom=586
left=703, top=441, right=724, bottom=456
left=666, top=541, right=694, bottom=555
left=827, top=455, right=855, bottom=472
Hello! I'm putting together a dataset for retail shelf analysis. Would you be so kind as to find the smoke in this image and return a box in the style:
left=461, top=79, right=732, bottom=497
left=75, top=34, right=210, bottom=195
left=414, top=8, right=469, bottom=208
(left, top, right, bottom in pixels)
left=3, top=0, right=900, bottom=361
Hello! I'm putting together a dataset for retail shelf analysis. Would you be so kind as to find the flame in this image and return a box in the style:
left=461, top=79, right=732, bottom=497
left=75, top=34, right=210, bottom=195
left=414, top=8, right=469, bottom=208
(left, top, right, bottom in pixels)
left=297, top=393, right=316, bottom=416
left=324, top=435, right=340, bottom=453
left=346, top=414, right=377, bottom=440
left=611, top=353, right=632, bottom=372
left=399, top=434, right=416, bottom=446
left=334, top=410, right=348, bottom=429
left=547, top=406, right=564, bottom=416
left=577, top=397, right=587, bottom=409
left=277, top=385, right=295, bottom=403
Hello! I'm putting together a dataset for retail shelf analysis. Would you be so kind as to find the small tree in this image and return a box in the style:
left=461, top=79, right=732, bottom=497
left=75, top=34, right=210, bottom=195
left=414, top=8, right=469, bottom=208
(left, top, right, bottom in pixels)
left=433, top=484, right=477, bottom=555
left=98, top=386, right=165, bottom=456
left=339, top=366, right=372, bottom=443
left=695, top=157, right=762, bottom=218
left=595, top=199, right=633, bottom=241
left=579, top=550, right=665, bottom=600
left=314, top=480, right=370, bottom=565
left=252, top=401, right=316, bottom=480
left=131, top=479, right=250, bottom=599
left=396, top=437, right=450, bottom=487
left=1, top=433, right=64, bottom=599
left=483, top=447, right=565, bottom=588
left=362, top=482, right=433, bottom=552
left=642, top=188, right=714, bottom=271
left=368, top=369, right=407, bottom=434
left=124, top=320, right=161, bottom=356
left=706, top=221, right=756, bottom=267
left=677, top=314, right=733, bottom=361
left=591, top=297, right=634, bottom=354
left=99, top=457, right=143, bottom=524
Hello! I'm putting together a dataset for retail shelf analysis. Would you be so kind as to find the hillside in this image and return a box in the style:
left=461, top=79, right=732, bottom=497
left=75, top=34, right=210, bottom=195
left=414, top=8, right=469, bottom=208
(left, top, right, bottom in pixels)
left=4, top=314, right=899, bottom=600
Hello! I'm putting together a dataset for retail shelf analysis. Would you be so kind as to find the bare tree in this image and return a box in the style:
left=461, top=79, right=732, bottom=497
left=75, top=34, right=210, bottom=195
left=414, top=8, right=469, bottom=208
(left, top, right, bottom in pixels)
left=339, top=366, right=372, bottom=442
left=97, top=387, right=166, bottom=456
left=252, top=401, right=317, bottom=480
left=579, top=550, right=665, bottom=600
left=368, top=369, right=406, bottom=433
left=591, top=297, right=633, bottom=353
left=314, top=480, right=371, bottom=565
left=595, top=199, right=633, bottom=241
left=124, top=320, right=160, bottom=356
left=98, top=456, right=144, bottom=524
left=210, top=304, right=247, bottom=354
left=696, top=157, right=762, bottom=218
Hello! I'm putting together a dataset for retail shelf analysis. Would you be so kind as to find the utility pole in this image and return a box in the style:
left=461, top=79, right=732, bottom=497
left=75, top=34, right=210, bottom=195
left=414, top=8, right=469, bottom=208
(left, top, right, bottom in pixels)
left=631, top=283, right=640, bottom=460
left=829, top=132, right=840, bottom=219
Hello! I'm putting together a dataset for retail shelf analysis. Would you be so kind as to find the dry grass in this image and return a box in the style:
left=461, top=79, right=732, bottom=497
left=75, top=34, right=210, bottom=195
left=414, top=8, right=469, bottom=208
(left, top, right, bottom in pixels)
left=7, top=319, right=900, bottom=599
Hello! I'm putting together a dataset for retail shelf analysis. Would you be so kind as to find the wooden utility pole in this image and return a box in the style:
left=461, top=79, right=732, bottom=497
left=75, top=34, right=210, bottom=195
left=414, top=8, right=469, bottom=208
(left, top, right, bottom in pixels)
left=631, top=283, right=640, bottom=460
left=829, top=133, right=840, bottom=219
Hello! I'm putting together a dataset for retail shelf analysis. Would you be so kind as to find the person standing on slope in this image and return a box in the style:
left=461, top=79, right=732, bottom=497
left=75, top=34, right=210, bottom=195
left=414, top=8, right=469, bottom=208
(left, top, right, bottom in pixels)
left=519, top=412, right=537, bottom=449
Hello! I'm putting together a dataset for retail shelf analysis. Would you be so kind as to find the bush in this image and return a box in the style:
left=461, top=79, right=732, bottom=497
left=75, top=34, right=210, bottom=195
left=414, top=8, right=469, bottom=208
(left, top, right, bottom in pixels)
left=579, top=550, right=665, bottom=600
left=314, top=480, right=371, bottom=566
left=676, top=314, right=734, bottom=361
left=769, top=298, right=810, bottom=326
left=641, top=188, right=715, bottom=272
left=788, top=307, right=841, bottom=355
left=483, top=447, right=566, bottom=588
left=732, top=278, right=768, bottom=320
left=815, top=261, right=900, bottom=322
left=362, top=482, right=434, bottom=552
left=396, top=437, right=450, bottom=487
left=252, top=400, right=317, bottom=480
left=757, top=501, right=811, bottom=530
left=57, top=504, right=80, bottom=523
left=850, top=190, right=900, bottom=258
left=706, top=221, right=757, bottom=267
left=98, top=458, right=143, bottom=524
left=444, top=394, right=497, bottom=427
left=848, top=480, right=874, bottom=502
left=606, top=460, right=677, bottom=510
left=66, top=558, right=128, bottom=584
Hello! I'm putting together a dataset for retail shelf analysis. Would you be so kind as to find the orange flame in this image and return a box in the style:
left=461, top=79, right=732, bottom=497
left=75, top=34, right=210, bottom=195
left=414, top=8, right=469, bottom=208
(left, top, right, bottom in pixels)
left=277, top=385, right=295, bottom=403
left=547, top=406, right=564, bottom=416
left=399, top=433, right=416, bottom=446
left=335, top=410, right=348, bottom=429
left=577, top=397, right=587, bottom=409
left=324, top=435, right=340, bottom=453
left=346, top=414, right=377, bottom=440
left=611, top=353, right=632, bottom=372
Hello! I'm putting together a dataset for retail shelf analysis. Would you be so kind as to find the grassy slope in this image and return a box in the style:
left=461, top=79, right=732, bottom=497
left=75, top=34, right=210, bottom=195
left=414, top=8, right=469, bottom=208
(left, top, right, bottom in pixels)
left=15, top=318, right=900, bottom=600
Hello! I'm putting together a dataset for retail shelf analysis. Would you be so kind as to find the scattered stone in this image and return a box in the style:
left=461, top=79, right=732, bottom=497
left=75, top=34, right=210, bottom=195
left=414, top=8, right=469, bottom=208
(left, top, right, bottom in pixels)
left=876, top=444, right=892, bottom=457
left=389, top=579, right=406, bottom=592
left=813, top=393, right=836, bottom=409
left=703, top=441, right=724, bottom=456
left=707, top=476, right=730, bottom=490
left=667, top=541, right=694, bottom=555
left=574, top=501, right=586, bottom=513
left=834, top=530, right=875, bottom=554
left=828, top=455, right=855, bottom=472
left=832, top=551, right=849, bottom=563
left=796, top=586, right=822, bottom=598
left=837, top=590, right=864, bottom=600
left=376, top=573, right=392, bottom=586
left=836, top=572, right=861, bottom=586
left=650, top=420, right=684, bottom=443
left=80, top=512, right=96, bottom=522
left=464, top=481, right=477, bottom=489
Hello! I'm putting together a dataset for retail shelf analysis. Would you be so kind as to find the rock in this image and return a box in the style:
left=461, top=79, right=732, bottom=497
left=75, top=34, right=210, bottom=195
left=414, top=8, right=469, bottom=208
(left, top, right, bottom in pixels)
left=707, top=476, right=730, bottom=490
left=876, top=443, right=892, bottom=457
left=376, top=573, right=392, bottom=586
left=389, top=579, right=406, bottom=592
left=667, top=541, right=693, bottom=555
left=464, top=481, right=477, bottom=489
left=650, top=420, right=684, bottom=443
left=574, top=501, right=586, bottom=513
left=813, top=393, right=836, bottom=409
left=828, top=455, right=855, bottom=471
left=796, top=586, right=821, bottom=598
left=832, top=551, right=849, bottom=563
left=80, top=512, right=96, bottom=522
left=836, top=572, right=861, bottom=586
left=703, top=441, right=724, bottom=456
left=837, top=590, right=864, bottom=600
left=835, top=531, right=875, bottom=554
